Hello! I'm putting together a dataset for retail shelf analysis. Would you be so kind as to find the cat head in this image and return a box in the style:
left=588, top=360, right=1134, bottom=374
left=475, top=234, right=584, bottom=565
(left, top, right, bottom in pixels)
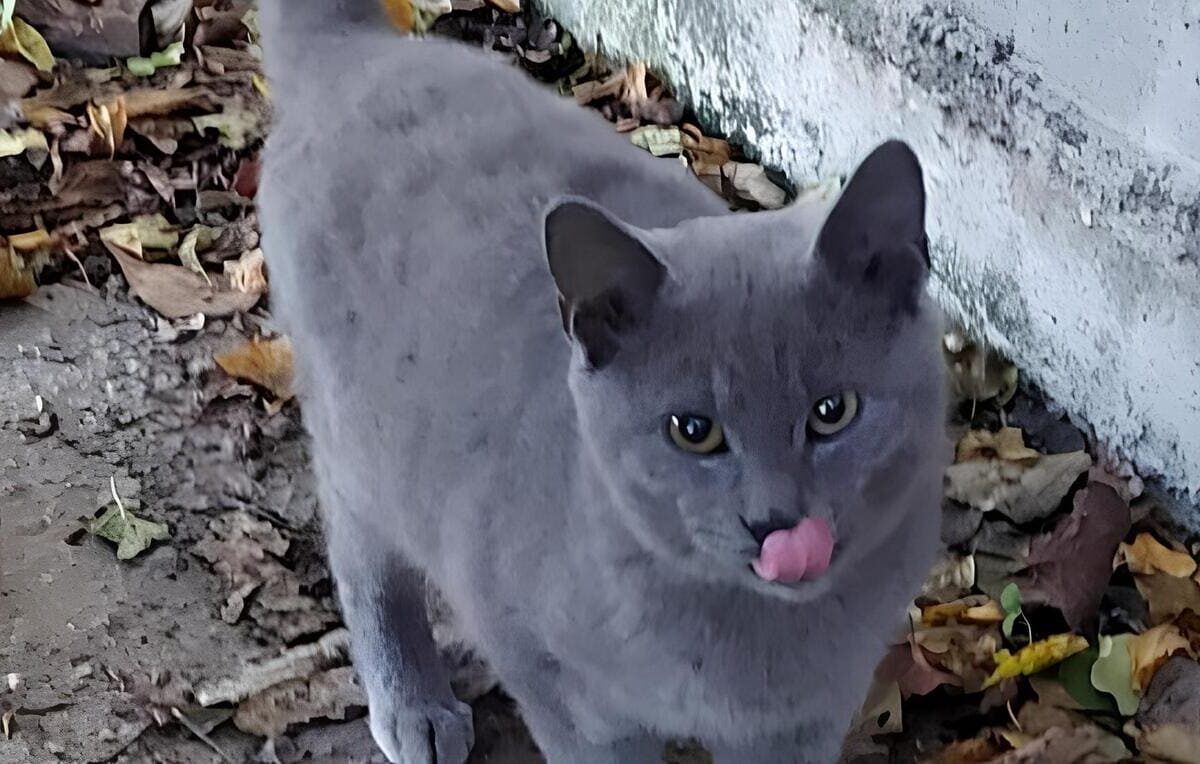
left=543, top=141, right=947, bottom=602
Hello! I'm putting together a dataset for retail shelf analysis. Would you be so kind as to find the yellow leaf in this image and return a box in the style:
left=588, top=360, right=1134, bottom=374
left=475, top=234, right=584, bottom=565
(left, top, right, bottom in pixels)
left=215, top=337, right=295, bottom=405
left=0, top=17, right=54, bottom=72
left=983, top=633, right=1088, bottom=688
left=0, top=127, right=48, bottom=160
left=921, top=596, right=1005, bottom=627
left=99, top=214, right=180, bottom=260
left=488, top=0, right=521, bottom=12
left=380, top=0, right=450, bottom=32
left=1, top=242, right=37, bottom=299
left=1118, top=532, right=1198, bottom=578
left=1128, top=624, right=1194, bottom=693
left=86, top=97, right=128, bottom=159
left=955, top=427, right=1040, bottom=464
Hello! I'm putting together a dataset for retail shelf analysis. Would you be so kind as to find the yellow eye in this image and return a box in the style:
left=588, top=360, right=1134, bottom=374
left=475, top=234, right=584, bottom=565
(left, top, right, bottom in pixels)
left=808, top=391, right=859, bottom=436
left=668, top=414, right=726, bottom=454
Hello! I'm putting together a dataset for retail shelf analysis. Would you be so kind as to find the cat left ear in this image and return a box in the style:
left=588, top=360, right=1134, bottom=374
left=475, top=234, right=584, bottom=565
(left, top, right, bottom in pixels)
left=543, top=199, right=665, bottom=369
left=815, top=140, right=930, bottom=313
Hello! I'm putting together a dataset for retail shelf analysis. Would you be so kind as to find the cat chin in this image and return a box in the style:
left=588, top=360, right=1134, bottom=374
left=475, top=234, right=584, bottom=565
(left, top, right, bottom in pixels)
left=743, top=567, right=838, bottom=603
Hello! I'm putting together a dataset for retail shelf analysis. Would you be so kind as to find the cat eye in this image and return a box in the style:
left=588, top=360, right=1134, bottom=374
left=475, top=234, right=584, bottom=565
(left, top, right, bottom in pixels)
left=667, top=414, right=727, bottom=455
left=807, top=391, right=860, bottom=437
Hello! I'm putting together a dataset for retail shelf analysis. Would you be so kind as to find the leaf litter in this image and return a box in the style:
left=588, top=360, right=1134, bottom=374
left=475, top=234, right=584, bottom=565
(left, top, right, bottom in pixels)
left=6, top=2, right=1200, bottom=761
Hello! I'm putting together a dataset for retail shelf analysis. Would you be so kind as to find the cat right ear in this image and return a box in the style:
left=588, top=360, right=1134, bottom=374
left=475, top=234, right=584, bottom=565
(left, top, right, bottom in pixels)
left=543, top=199, right=665, bottom=370
left=815, top=140, right=929, bottom=314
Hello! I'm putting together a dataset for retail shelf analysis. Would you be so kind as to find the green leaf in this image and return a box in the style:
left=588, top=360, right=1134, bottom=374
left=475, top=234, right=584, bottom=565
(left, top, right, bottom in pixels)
left=126, top=56, right=156, bottom=76
left=89, top=502, right=170, bottom=560
left=1091, top=633, right=1139, bottom=716
left=0, top=17, right=55, bottom=72
left=1057, top=646, right=1118, bottom=712
left=1002, top=611, right=1019, bottom=640
left=1001, top=582, right=1022, bottom=614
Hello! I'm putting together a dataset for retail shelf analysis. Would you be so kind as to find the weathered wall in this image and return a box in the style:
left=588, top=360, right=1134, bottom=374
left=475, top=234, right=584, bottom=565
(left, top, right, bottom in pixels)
left=539, top=0, right=1200, bottom=523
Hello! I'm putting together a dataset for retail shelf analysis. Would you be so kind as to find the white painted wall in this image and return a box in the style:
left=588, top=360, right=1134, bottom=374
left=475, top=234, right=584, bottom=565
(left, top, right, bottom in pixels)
left=539, top=0, right=1200, bottom=523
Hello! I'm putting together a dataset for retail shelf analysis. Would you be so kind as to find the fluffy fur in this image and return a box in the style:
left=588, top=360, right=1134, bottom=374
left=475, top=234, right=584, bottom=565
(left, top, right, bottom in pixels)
left=259, top=3, right=948, bottom=762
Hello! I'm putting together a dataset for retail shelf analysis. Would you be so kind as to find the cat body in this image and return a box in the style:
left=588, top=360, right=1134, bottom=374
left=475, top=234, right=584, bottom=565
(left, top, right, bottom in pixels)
left=260, top=3, right=946, bottom=762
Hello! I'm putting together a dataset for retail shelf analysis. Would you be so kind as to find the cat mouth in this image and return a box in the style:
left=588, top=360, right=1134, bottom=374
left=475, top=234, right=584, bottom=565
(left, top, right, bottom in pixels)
left=742, top=516, right=836, bottom=585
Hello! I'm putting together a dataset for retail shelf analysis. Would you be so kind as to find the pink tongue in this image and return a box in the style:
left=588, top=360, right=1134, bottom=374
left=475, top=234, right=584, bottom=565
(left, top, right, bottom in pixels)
left=751, top=517, right=835, bottom=583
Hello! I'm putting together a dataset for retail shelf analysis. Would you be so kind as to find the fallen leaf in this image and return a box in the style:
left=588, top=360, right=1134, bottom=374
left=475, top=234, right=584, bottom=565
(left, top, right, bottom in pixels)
left=0, top=59, right=37, bottom=99
left=1017, top=482, right=1132, bottom=631
left=680, top=123, right=731, bottom=176
left=921, top=595, right=1005, bottom=627
left=1055, top=647, right=1118, bottom=712
left=214, top=336, right=294, bottom=404
left=177, top=228, right=212, bottom=286
left=223, top=248, right=267, bottom=293
left=856, top=677, right=902, bottom=735
left=0, top=127, right=48, bottom=164
left=929, top=737, right=1001, bottom=763
left=991, top=724, right=1129, bottom=763
left=121, top=87, right=217, bottom=119
left=382, top=0, right=452, bottom=32
left=921, top=552, right=976, bottom=601
left=1119, top=533, right=1198, bottom=578
left=630, top=124, right=683, bottom=156
left=86, top=97, right=128, bottom=158
left=1128, top=624, right=1194, bottom=693
left=721, top=161, right=787, bottom=209
left=108, top=247, right=262, bottom=318
left=99, top=214, right=179, bottom=261
left=1134, top=572, right=1200, bottom=625
left=488, top=0, right=521, bottom=11
left=234, top=666, right=365, bottom=737
left=916, top=623, right=1000, bottom=692
left=943, top=330, right=1020, bottom=405
left=956, top=427, right=1040, bottom=465
left=126, top=41, right=184, bottom=76
left=943, top=450, right=1091, bottom=523
left=1, top=241, right=37, bottom=299
left=0, top=17, right=53, bottom=72
left=1, top=708, right=11, bottom=739
left=1132, top=656, right=1200, bottom=764
left=89, top=500, right=171, bottom=560
left=192, top=105, right=264, bottom=150
left=1091, top=633, right=1138, bottom=715
left=877, top=636, right=961, bottom=697
left=983, top=633, right=1088, bottom=688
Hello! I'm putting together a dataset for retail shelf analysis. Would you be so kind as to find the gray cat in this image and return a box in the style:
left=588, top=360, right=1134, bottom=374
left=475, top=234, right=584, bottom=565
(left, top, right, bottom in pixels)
left=259, top=3, right=947, bottom=762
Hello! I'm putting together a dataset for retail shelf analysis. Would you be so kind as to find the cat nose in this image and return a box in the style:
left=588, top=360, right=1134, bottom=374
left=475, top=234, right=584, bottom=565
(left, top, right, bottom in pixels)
left=742, top=508, right=799, bottom=546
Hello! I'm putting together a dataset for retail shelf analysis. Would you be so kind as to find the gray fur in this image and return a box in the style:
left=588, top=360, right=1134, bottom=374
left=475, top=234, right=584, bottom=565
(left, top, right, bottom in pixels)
left=259, top=3, right=947, bottom=762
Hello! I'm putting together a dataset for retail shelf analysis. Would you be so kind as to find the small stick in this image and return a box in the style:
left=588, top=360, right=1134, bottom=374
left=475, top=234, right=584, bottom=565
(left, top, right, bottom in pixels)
left=170, top=708, right=234, bottom=764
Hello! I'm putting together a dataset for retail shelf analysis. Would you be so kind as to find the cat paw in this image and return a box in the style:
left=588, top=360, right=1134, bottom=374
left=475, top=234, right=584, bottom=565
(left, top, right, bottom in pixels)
left=368, top=696, right=474, bottom=764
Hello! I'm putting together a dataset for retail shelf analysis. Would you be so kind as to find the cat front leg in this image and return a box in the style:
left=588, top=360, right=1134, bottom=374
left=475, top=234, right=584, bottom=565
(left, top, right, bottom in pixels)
left=326, top=509, right=473, bottom=764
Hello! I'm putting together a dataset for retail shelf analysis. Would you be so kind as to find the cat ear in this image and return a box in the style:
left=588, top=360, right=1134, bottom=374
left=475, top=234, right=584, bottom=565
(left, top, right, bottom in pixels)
left=815, top=140, right=929, bottom=313
left=543, top=199, right=666, bottom=369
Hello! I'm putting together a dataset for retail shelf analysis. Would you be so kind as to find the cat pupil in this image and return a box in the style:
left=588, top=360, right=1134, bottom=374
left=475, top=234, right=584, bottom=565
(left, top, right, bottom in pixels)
left=816, top=395, right=844, bottom=423
left=682, top=416, right=711, bottom=442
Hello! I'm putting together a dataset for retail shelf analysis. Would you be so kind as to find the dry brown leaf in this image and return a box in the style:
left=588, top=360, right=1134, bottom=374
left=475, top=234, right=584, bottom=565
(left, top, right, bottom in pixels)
left=121, top=87, right=217, bottom=119
left=234, top=666, right=365, bottom=737
left=0, top=59, right=38, bottom=99
left=992, top=724, right=1129, bottom=763
left=916, top=623, right=1001, bottom=693
left=681, top=123, right=732, bottom=176
left=86, top=96, right=127, bottom=158
left=721, top=161, right=787, bottom=209
left=108, top=247, right=262, bottom=318
left=944, top=450, right=1092, bottom=523
left=1128, top=624, right=1194, bottom=693
left=214, top=337, right=294, bottom=404
left=921, top=553, right=976, bottom=601
left=487, top=0, right=521, bottom=10
left=956, top=427, right=1040, bottom=465
left=1132, top=656, right=1200, bottom=764
left=1119, top=533, right=1198, bottom=578
left=929, top=736, right=1001, bottom=763
left=1, top=241, right=39, bottom=299
left=1135, top=572, right=1200, bottom=626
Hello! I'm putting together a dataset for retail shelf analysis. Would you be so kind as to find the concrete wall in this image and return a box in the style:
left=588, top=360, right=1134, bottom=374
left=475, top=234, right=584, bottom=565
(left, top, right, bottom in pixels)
left=538, top=0, right=1200, bottom=524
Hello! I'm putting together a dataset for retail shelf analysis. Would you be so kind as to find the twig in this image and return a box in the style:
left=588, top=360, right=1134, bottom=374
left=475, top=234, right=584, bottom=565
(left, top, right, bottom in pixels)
left=1006, top=698, right=1021, bottom=731
left=194, top=628, right=350, bottom=706
left=109, top=475, right=126, bottom=521
left=170, top=708, right=234, bottom=763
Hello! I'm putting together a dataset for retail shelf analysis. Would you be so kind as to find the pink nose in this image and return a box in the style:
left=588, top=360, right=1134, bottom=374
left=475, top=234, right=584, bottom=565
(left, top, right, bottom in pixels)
left=751, top=517, right=835, bottom=583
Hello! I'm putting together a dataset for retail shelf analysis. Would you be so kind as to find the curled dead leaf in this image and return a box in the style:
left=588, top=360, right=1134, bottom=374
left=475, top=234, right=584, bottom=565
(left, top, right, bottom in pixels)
left=1, top=240, right=38, bottom=299
left=944, top=450, right=1092, bottom=523
left=921, top=596, right=1005, bottom=627
left=214, top=336, right=295, bottom=406
left=108, top=247, right=262, bottom=319
left=224, top=248, right=267, bottom=294
left=956, top=427, right=1040, bottom=465
left=1128, top=624, right=1194, bottom=693
left=1119, top=533, right=1198, bottom=578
